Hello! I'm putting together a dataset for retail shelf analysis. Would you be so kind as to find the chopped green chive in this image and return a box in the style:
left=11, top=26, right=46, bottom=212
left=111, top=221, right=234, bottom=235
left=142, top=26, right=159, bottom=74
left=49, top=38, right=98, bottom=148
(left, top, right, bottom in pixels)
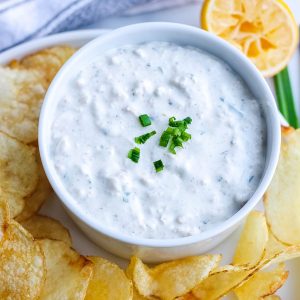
left=165, top=127, right=174, bottom=133
left=159, top=131, right=172, bottom=147
left=160, top=117, right=192, bottom=154
left=181, top=131, right=191, bottom=142
left=169, top=141, right=176, bottom=154
left=128, top=115, right=192, bottom=167
left=128, top=147, right=140, bottom=163
left=173, top=136, right=183, bottom=148
left=139, top=114, right=152, bottom=127
left=184, top=117, right=192, bottom=124
left=134, top=130, right=156, bottom=144
left=168, top=116, right=176, bottom=125
left=172, top=127, right=181, bottom=136
left=168, top=117, right=187, bottom=129
left=153, top=160, right=164, bottom=172
left=274, top=67, right=299, bottom=128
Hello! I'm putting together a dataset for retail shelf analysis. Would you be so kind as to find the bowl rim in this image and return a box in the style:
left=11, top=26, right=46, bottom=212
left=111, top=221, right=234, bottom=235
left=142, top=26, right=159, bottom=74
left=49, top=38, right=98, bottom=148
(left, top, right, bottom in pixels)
left=39, top=22, right=281, bottom=248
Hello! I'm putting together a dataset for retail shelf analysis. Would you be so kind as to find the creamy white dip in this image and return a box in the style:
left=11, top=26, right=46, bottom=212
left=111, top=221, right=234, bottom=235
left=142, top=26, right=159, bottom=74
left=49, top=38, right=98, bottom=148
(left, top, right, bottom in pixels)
left=50, top=42, right=266, bottom=239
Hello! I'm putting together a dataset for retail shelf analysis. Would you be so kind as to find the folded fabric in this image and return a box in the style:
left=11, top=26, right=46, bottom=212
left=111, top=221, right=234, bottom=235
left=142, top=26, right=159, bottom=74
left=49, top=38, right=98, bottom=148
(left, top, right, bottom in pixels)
left=0, top=0, right=195, bottom=52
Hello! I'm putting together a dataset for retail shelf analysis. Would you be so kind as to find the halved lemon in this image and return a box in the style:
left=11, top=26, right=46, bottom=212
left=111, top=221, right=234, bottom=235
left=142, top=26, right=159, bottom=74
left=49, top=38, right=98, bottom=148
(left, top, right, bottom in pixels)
left=201, top=0, right=299, bottom=77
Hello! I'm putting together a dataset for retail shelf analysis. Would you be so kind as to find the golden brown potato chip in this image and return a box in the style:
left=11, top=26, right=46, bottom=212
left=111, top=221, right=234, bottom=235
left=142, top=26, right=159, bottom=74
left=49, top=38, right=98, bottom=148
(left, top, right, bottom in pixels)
left=234, top=263, right=288, bottom=299
left=0, top=132, right=39, bottom=217
left=126, top=264, right=147, bottom=300
left=128, top=255, right=221, bottom=300
left=264, top=295, right=281, bottom=300
left=193, top=237, right=297, bottom=300
left=0, top=66, right=47, bottom=143
left=16, top=46, right=76, bottom=84
left=0, top=194, right=9, bottom=243
left=0, top=220, right=45, bottom=299
left=192, top=265, right=254, bottom=300
left=7, top=59, right=21, bottom=68
left=264, top=232, right=287, bottom=260
left=20, top=214, right=71, bottom=245
left=4, top=192, right=25, bottom=218
left=132, top=290, right=148, bottom=300
left=0, top=132, right=38, bottom=196
left=18, top=52, right=61, bottom=84
left=85, top=256, right=132, bottom=300
left=260, top=234, right=300, bottom=269
left=233, top=211, right=268, bottom=266
left=176, top=293, right=198, bottom=299
left=16, top=157, right=52, bottom=221
left=38, top=239, right=93, bottom=299
left=41, top=46, right=76, bottom=65
left=264, top=127, right=300, bottom=245
left=191, top=228, right=294, bottom=300
left=1, top=46, right=75, bottom=144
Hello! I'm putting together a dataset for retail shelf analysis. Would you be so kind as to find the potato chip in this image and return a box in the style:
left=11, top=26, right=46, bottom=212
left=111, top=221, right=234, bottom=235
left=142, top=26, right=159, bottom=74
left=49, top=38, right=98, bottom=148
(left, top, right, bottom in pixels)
left=128, top=255, right=221, bottom=300
left=259, top=238, right=300, bottom=269
left=41, top=46, right=76, bottom=66
left=4, top=191, right=25, bottom=218
left=15, top=46, right=76, bottom=84
left=16, top=157, right=52, bottom=221
left=191, top=210, right=292, bottom=300
left=20, top=214, right=71, bottom=245
left=0, top=66, right=47, bottom=143
left=0, top=132, right=39, bottom=217
left=264, top=127, right=300, bottom=245
left=192, top=265, right=254, bottom=300
left=190, top=230, right=300, bottom=300
left=0, top=132, right=38, bottom=196
left=192, top=208, right=300, bottom=300
left=85, top=256, right=132, bottom=300
left=233, top=211, right=268, bottom=266
left=7, top=59, right=21, bottom=69
left=0, top=220, right=45, bottom=299
left=38, top=239, right=93, bottom=299
left=1, top=46, right=76, bottom=144
left=0, top=194, right=9, bottom=243
left=234, top=263, right=288, bottom=299
left=264, top=295, right=281, bottom=300
left=132, top=289, right=148, bottom=300
left=176, top=293, right=198, bottom=300
left=264, top=232, right=287, bottom=260
left=126, top=262, right=148, bottom=300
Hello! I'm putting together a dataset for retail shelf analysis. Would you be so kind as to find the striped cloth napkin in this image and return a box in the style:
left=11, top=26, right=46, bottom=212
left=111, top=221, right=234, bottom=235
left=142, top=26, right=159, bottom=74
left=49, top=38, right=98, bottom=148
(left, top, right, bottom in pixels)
left=0, top=0, right=196, bottom=52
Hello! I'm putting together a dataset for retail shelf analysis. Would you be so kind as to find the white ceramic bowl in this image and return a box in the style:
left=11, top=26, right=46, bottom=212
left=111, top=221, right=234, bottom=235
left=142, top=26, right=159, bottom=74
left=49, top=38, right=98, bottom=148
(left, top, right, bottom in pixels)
left=39, top=22, right=281, bottom=262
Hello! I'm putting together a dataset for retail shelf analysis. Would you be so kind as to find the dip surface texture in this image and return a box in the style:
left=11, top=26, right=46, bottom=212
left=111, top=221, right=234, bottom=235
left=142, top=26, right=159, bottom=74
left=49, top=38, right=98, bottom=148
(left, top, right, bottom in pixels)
left=50, top=42, right=266, bottom=239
